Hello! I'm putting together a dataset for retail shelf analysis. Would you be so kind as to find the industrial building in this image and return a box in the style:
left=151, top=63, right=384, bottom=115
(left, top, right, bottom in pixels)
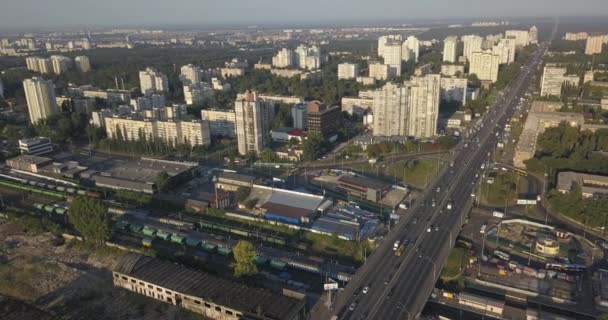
left=113, top=253, right=305, bottom=320
left=458, top=292, right=504, bottom=316
left=557, top=171, right=608, bottom=198
left=249, top=185, right=327, bottom=225
left=513, top=102, right=584, bottom=168
left=18, top=137, right=53, bottom=155
left=337, top=175, right=391, bottom=203
left=215, top=172, right=255, bottom=192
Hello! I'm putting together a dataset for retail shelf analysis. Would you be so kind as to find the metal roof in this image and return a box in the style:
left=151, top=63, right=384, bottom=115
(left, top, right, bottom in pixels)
left=114, top=254, right=302, bottom=320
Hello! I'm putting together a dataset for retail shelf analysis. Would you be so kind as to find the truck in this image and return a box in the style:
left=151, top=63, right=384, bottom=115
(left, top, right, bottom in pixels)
left=492, top=211, right=505, bottom=218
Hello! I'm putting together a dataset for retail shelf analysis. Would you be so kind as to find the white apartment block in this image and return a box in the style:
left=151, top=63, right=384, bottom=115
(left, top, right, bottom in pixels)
left=201, top=109, right=236, bottom=137
left=462, top=35, right=483, bottom=62
left=564, top=32, right=588, bottom=41
left=378, top=35, right=402, bottom=59
left=372, top=75, right=440, bottom=138
left=469, top=51, right=500, bottom=83
left=291, top=103, right=308, bottom=129
left=272, top=48, right=294, bottom=68
left=368, top=63, right=390, bottom=80
left=23, top=77, right=58, bottom=124
left=492, top=38, right=516, bottom=64
left=294, top=45, right=322, bottom=70
left=139, top=67, right=168, bottom=96
left=234, top=91, right=274, bottom=155
left=180, top=64, right=202, bottom=85
left=338, top=63, right=359, bottom=80
left=440, top=77, right=468, bottom=105
left=443, top=36, right=458, bottom=63
left=341, top=97, right=374, bottom=116
left=540, top=65, right=580, bottom=97
left=404, top=36, right=420, bottom=62
left=383, top=42, right=403, bottom=76
left=585, top=35, right=604, bottom=55
left=50, top=55, right=71, bottom=75
left=74, top=56, right=91, bottom=72
left=505, top=29, right=531, bottom=47
left=104, top=117, right=210, bottom=147
left=184, top=82, right=214, bottom=105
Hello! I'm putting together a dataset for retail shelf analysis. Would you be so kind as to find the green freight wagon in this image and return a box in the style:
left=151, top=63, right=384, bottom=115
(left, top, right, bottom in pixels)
left=114, top=221, right=130, bottom=230
left=142, top=227, right=157, bottom=237
left=270, top=259, right=287, bottom=270
left=217, top=246, right=232, bottom=256
left=34, top=203, right=45, bottom=211
left=54, top=207, right=67, bottom=215
left=185, top=237, right=201, bottom=247
left=230, top=228, right=249, bottom=237
left=202, top=242, right=217, bottom=252
left=156, top=230, right=171, bottom=241
left=129, top=224, right=144, bottom=233
left=170, top=234, right=186, bottom=245
left=254, top=256, right=268, bottom=265
left=44, top=205, right=55, bottom=213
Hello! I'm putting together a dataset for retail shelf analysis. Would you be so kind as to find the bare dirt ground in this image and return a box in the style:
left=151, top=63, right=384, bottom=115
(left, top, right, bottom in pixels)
left=0, top=220, right=203, bottom=320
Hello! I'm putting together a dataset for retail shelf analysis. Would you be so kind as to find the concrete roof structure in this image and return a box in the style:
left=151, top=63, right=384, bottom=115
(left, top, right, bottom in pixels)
left=557, top=171, right=608, bottom=197
left=114, top=253, right=303, bottom=320
left=513, top=101, right=584, bottom=168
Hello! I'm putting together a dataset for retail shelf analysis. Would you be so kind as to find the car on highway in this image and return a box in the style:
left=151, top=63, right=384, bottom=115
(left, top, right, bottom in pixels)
left=349, top=302, right=357, bottom=311
left=426, top=227, right=431, bottom=232
left=362, top=286, right=369, bottom=294
left=446, top=203, right=452, bottom=210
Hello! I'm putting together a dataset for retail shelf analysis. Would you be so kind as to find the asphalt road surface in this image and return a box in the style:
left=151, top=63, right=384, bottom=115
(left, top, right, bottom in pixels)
left=318, top=42, right=550, bottom=320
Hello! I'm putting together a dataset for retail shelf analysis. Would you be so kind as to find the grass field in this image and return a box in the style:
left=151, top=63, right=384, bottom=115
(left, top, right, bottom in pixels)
left=387, top=159, right=441, bottom=189
left=479, top=172, right=524, bottom=206
left=441, top=247, right=467, bottom=280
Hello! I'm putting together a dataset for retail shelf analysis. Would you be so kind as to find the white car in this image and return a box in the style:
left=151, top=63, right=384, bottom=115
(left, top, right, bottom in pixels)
left=447, top=203, right=452, bottom=210
left=362, top=286, right=369, bottom=294
left=427, top=227, right=431, bottom=232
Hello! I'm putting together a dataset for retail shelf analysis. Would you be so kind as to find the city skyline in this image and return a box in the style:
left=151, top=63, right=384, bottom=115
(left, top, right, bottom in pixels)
left=1, top=0, right=608, bottom=29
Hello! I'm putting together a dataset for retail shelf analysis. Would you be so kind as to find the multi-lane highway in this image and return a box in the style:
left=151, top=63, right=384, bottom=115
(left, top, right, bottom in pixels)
left=322, top=41, right=550, bottom=320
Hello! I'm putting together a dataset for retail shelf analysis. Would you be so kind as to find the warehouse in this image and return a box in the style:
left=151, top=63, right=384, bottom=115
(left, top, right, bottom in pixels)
left=113, top=253, right=305, bottom=320
left=337, top=175, right=391, bottom=203
left=252, top=185, right=326, bottom=225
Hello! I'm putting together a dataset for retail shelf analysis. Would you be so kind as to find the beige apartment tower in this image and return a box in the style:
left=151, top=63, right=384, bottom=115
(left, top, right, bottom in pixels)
left=469, top=51, right=500, bottom=83
left=234, top=91, right=274, bottom=155
left=23, top=77, right=58, bottom=124
left=585, top=35, right=604, bottom=55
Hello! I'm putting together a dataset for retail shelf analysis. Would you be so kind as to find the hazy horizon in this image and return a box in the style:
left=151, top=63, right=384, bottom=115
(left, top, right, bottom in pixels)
left=1, top=0, right=608, bottom=30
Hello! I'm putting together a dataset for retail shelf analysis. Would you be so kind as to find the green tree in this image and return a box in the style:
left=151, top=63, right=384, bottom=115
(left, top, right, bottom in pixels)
left=156, top=171, right=171, bottom=192
left=235, top=186, right=251, bottom=203
left=68, top=197, right=111, bottom=246
left=233, top=240, right=258, bottom=277
left=302, top=132, right=327, bottom=161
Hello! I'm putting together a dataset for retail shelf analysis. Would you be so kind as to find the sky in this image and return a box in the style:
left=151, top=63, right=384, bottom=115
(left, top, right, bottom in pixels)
left=1, top=0, right=608, bottom=29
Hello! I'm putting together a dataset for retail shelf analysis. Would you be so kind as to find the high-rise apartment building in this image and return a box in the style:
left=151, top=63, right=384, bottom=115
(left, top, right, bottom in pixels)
left=443, top=36, right=458, bottom=63
left=368, top=63, right=390, bottom=80
left=306, top=101, right=341, bottom=137
left=404, top=36, right=420, bottom=62
left=585, top=35, right=604, bottom=55
left=378, top=35, right=403, bottom=59
left=492, top=38, right=516, bottom=65
left=383, top=41, right=403, bottom=75
left=74, top=56, right=91, bottom=72
left=540, top=65, right=580, bottom=97
left=291, top=103, right=308, bottom=129
left=50, top=55, right=71, bottom=75
left=407, top=75, right=441, bottom=138
left=372, top=75, right=440, bottom=138
left=462, top=35, right=483, bottom=61
left=23, top=77, right=58, bottom=124
left=505, top=29, right=531, bottom=47
left=469, top=51, right=500, bottom=83
left=105, top=117, right=210, bottom=147
left=139, top=68, right=168, bottom=96
left=295, top=45, right=322, bottom=70
left=272, top=48, right=294, bottom=68
left=201, top=109, right=236, bottom=137
left=180, top=64, right=202, bottom=85
left=529, top=26, right=539, bottom=44
left=184, top=83, right=213, bottom=105
left=234, top=91, right=274, bottom=155
left=440, top=77, right=468, bottom=106
left=338, top=63, right=359, bottom=80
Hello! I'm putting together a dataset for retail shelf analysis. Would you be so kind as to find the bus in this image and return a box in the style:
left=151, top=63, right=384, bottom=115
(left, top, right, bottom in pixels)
left=545, top=263, right=586, bottom=272
left=494, top=250, right=511, bottom=261
left=513, top=168, right=528, bottom=176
